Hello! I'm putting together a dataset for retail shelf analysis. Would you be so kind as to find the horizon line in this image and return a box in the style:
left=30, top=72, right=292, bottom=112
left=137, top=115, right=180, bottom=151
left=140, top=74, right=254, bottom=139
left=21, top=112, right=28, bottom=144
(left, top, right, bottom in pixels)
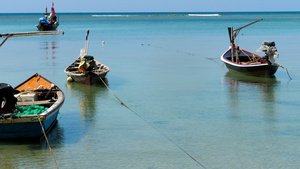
left=0, top=11, right=300, bottom=14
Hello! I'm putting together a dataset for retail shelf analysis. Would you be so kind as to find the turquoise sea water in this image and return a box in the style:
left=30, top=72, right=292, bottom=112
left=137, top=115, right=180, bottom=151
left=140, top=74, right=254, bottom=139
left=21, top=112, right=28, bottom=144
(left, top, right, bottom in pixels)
left=1, top=12, right=300, bottom=168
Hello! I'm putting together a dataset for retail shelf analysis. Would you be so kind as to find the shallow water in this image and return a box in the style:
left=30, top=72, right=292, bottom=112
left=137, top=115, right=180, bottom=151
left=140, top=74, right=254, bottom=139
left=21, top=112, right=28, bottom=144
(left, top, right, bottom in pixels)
left=1, top=12, right=300, bottom=168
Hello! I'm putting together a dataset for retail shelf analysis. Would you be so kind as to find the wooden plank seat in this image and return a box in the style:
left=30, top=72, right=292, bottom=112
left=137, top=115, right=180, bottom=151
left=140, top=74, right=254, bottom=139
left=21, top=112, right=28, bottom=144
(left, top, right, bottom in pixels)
left=17, top=100, right=54, bottom=106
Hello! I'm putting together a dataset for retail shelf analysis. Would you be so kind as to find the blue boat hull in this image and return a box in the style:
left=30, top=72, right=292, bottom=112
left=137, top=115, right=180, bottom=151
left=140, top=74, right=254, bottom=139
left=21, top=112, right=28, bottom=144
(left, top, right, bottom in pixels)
left=0, top=110, right=59, bottom=139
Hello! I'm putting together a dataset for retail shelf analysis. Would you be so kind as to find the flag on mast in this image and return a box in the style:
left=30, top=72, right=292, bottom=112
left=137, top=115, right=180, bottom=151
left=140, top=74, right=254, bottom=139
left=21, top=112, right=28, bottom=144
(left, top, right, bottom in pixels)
left=51, top=2, right=55, bottom=16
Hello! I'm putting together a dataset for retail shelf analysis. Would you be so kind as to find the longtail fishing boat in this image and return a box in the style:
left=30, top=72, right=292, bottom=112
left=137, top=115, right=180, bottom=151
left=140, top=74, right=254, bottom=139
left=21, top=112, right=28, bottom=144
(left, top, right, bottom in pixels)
left=36, top=3, right=59, bottom=31
left=221, top=19, right=280, bottom=76
left=64, top=29, right=110, bottom=85
left=0, top=73, right=65, bottom=140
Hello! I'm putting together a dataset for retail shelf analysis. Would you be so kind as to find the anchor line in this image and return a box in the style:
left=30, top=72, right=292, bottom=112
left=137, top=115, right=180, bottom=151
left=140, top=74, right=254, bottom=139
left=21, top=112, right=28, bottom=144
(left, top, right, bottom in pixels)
left=141, top=43, right=221, bottom=66
left=274, top=63, right=300, bottom=79
left=141, top=43, right=196, bottom=56
left=38, top=117, right=59, bottom=169
left=99, top=77, right=206, bottom=168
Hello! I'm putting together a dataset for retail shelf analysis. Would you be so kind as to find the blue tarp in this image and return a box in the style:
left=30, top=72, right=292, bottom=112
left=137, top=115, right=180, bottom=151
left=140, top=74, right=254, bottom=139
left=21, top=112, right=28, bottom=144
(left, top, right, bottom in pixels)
left=39, top=17, right=49, bottom=24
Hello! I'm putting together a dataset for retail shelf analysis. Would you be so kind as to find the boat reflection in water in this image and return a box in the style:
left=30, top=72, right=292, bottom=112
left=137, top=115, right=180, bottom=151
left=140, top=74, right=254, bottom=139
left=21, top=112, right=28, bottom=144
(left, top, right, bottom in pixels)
left=65, top=80, right=109, bottom=125
left=0, top=121, right=64, bottom=169
left=223, top=72, right=280, bottom=117
left=40, top=41, right=58, bottom=66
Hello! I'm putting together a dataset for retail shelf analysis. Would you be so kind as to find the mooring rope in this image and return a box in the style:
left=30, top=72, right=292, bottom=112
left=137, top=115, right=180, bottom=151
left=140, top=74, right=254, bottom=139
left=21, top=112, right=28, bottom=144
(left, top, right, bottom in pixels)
left=274, top=63, right=300, bottom=79
left=99, top=77, right=206, bottom=169
left=141, top=43, right=196, bottom=56
left=99, top=78, right=134, bottom=113
left=38, top=117, right=59, bottom=169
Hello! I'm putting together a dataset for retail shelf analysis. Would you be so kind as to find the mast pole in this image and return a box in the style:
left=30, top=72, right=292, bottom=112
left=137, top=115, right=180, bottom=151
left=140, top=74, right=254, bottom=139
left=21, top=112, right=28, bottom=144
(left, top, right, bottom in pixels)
left=85, top=29, right=90, bottom=55
left=227, top=19, right=263, bottom=63
left=233, top=19, right=263, bottom=32
left=228, top=27, right=234, bottom=62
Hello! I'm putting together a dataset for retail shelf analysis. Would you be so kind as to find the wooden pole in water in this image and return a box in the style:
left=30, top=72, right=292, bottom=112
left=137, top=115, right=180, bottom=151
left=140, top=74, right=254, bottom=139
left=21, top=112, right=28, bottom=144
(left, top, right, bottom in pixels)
left=0, top=31, right=64, bottom=37
left=0, top=36, right=10, bottom=47
left=0, top=31, right=64, bottom=47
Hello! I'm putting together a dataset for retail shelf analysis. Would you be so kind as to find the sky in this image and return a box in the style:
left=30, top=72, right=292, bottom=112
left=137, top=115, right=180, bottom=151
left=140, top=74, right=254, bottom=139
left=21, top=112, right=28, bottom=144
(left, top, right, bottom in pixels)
left=0, top=0, right=299, bottom=13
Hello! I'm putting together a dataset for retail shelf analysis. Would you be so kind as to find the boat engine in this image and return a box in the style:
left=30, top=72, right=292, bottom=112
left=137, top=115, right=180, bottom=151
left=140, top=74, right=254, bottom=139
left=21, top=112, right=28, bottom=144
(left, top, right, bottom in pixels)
left=0, top=83, right=19, bottom=114
left=257, top=41, right=279, bottom=64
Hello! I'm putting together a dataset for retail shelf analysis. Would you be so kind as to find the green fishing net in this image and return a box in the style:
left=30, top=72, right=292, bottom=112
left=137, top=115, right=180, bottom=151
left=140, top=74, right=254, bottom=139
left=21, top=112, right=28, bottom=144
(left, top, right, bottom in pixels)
left=15, top=104, right=48, bottom=115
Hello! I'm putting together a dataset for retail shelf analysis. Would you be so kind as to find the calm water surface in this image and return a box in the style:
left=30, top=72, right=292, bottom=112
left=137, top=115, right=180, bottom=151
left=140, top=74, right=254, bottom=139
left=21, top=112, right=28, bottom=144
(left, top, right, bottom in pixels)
left=1, top=12, right=300, bottom=168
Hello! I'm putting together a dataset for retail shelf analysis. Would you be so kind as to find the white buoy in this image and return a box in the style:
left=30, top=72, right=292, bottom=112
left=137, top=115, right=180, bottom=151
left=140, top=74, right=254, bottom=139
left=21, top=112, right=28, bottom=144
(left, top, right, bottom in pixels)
left=67, top=77, right=73, bottom=82
left=102, top=41, right=105, bottom=45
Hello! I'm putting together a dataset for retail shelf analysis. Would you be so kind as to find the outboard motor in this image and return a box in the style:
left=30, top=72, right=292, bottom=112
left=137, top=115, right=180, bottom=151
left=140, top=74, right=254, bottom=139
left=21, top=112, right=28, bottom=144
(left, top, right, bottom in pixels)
left=0, top=83, right=19, bottom=114
left=257, top=41, right=279, bottom=64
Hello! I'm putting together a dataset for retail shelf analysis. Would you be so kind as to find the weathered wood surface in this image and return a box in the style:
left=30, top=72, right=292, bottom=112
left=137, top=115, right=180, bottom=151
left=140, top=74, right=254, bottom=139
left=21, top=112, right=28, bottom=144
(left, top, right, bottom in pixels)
left=0, top=31, right=64, bottom=47
left=0, top=31, right=64, bottom=38
left=17, top=100, right=53, bottom=106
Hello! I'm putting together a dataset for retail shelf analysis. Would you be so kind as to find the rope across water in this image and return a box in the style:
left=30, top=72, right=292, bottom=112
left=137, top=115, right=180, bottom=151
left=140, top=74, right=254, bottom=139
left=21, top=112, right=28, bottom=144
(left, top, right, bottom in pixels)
left=99, top=77, right=207, bottom=169
left=38, top=117, right=59, bottom=169
left=274, top=63, right=300, bottom=79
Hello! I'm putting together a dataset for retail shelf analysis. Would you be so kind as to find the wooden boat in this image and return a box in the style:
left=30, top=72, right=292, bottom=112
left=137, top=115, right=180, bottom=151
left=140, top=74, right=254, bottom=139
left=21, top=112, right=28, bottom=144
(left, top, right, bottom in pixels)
left=64, top=56, right=110, bottom=85
left=36, top=3, right=59, bottom=31
left=64, top=29, right=110, bottom=85
left=221, top=19, right=279, bottom=76
left=0, top=73, right=65, bottom=140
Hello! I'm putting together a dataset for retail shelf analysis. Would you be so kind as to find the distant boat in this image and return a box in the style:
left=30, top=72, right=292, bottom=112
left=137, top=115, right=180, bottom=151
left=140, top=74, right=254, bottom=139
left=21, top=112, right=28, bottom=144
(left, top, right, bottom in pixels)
left=221, top=19, right=279, bottom=76
left=0, top=73, right=65, bottom=140
left=64, top=29, right=110, bottom=85
left=36, top=3, right=59, bottom=31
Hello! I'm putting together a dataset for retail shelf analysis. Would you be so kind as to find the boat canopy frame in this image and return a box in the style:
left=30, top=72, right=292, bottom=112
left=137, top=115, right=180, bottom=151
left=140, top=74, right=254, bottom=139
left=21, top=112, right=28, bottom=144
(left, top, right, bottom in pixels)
left=228, top=19, right=263, bottom=63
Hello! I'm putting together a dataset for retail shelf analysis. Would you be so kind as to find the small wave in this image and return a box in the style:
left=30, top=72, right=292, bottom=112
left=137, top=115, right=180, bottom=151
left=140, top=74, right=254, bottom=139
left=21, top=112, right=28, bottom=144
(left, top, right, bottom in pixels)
left=91, top=13, right=221, bottom=17
left=188, top=14, right=221, bottom=17
left=91, top=15, right=127, bottom=17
